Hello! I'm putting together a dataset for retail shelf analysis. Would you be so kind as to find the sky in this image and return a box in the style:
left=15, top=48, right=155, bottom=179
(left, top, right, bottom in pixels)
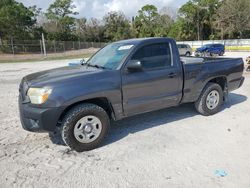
left=17, top=0, right=188, bottom=19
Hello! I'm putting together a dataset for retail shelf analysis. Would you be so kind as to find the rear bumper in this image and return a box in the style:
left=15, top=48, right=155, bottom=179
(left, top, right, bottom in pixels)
left=18, top=95, right=63, bottom=132
left=228, top=76, right=244, bottom=92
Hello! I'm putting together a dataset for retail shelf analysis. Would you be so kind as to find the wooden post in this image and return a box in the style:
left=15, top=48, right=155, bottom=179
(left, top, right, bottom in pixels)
left=40, top=40, right=43, bottom=55
left=53, top=40, right=56, bottom=53
left=42, top=33, right=47, bottom=57
left=11, top=37, right=14, bottom=55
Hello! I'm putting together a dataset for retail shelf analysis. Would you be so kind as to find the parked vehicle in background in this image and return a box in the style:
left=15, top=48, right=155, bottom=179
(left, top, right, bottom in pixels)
left=246, top=56, right=250, bottom=71
left=195, top=44, right=225, bottom=57
left=177, top=44, right=192, bottom=56
left=19, top=38, right=244, bottom=152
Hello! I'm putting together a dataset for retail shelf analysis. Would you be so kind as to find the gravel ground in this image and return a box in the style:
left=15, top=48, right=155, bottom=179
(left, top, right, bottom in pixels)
left=0, top=52, right=250, bottom=188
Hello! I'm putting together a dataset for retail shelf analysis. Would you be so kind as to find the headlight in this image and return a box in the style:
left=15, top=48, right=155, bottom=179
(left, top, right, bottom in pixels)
left=27, top=88, right=52, bottom=104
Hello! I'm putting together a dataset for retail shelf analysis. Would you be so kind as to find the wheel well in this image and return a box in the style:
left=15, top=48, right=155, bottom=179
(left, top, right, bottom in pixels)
left=58, top=97, right=114, bottom=124
left=208, top=77, right=227, bottom=90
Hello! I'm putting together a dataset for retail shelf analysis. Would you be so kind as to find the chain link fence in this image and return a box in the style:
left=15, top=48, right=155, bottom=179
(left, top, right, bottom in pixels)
left=1, top=38, right=250, bottom=55
left=0, top=38, right=107, bottom=55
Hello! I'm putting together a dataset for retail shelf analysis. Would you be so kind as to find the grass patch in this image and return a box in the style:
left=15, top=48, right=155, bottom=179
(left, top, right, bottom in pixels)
left=225, top=46, right=250, bottom=51
left=192, top=46, right=250, bottom=51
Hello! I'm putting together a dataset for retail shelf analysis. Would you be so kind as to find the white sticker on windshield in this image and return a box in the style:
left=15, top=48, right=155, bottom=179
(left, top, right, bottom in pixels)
left=118, top=45, right=134, bottom=51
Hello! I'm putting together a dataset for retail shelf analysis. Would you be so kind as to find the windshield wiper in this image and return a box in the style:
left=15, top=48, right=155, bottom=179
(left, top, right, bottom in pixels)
left=87, top=64, right=107, bottom=69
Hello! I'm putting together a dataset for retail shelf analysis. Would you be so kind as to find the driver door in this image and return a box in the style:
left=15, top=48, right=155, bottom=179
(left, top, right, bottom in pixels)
left=121, top=42, right=183, bottom=116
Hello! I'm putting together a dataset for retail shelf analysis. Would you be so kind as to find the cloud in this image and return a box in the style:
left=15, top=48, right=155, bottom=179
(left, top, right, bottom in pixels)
left=17, top=0, right=188, bottom=19
left=73, top=0, right=86, bottom=13
left=94, top=0, right=182, bottom=18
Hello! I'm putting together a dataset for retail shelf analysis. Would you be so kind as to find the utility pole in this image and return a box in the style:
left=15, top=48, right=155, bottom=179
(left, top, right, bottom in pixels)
left=197, top=10, right=200, bottom=41
left=42, top=33, right=47, bottom=58
left=196, top=5, right=209, bottom=41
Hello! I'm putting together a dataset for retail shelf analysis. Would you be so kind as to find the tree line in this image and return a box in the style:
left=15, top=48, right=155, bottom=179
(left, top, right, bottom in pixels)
left=0, top=0, right=250, bottom=43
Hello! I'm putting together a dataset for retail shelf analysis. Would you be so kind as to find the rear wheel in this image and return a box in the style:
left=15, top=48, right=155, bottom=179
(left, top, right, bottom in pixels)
left=219, top=51, right=224, bottom=56
left=61, top=103, right=110, bottom=152
left=185, top=52, right=191, bottom=56
left=195, top=83, right=223, bottom=116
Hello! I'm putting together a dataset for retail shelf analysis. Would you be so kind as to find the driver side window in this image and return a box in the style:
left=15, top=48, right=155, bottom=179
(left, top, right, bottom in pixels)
left=131, top=43, right=172, bottom=70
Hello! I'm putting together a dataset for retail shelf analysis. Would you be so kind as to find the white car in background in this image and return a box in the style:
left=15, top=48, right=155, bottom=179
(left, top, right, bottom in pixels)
left=177, top=44, right=192, bottom=56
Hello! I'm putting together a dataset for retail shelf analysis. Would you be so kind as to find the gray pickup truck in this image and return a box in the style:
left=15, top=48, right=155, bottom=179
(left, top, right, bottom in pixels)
left=19, top=38, right=244, bottom=152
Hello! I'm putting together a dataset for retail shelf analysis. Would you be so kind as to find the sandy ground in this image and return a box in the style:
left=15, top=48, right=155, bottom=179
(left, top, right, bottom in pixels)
left=0, top=52, right=250, bottom=188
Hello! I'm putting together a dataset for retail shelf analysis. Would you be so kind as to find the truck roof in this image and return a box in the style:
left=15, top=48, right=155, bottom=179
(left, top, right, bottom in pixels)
left=114, top=37, right=173, bottom=45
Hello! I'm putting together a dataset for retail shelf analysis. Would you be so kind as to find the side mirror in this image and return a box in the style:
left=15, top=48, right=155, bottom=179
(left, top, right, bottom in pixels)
left=68, top=59, right=86, bottom=66
left=80, top=59, right=86, bottom=65
left=127, top=60, right=142, bottom=72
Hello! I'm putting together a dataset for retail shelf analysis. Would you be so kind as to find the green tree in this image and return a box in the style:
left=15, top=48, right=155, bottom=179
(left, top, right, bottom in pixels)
left=85, top=18, right=104, bottom=42
left=168, top=18, right=195, bottom=40
left=134, top=5, right=159, bottom=37
left=134, top=5, right=174, bottom=38
left=175, top=0, right=220, bottom=40
left=46, top=0, right=78, bottom=20
left=103, top=11, right=132, bottom=41
left=75, top=17, right=105, bottom=42
left=154, top=13, right=174, bottom=37
left=0, top=0, right=36, bottom=40
left=75, top=18, right=87, bottom=40
left=45, top=0, right=78, bottom=40
left=215, top=0, right=250, bottom=39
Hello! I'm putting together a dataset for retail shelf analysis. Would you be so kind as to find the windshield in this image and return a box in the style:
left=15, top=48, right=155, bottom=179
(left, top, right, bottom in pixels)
left=87, top=43, right=135, bottom=70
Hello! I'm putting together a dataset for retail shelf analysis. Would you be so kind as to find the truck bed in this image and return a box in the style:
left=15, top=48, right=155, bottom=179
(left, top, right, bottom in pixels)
left=180, top=56, right=244, bottom=103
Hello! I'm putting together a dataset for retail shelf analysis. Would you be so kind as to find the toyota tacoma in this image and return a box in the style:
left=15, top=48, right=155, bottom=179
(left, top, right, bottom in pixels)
left=19, top=38, right=245, bottom=152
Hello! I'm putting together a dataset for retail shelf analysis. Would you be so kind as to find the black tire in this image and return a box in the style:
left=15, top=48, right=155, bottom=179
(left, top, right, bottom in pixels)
left=195, top=83, right=223, bottom=116
left=185, top=52, right=191, bottom=56
left=61, top=103, right=110, bottom=152
left=219, top=51, right=224, bottom=56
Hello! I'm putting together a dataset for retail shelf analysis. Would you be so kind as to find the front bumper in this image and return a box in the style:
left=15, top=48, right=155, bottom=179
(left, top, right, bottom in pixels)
left=18, top=95, right=63, bottom=132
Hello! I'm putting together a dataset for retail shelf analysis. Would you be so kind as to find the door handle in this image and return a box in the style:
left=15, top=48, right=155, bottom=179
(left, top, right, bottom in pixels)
left=168, top=73, right=177, bottom=78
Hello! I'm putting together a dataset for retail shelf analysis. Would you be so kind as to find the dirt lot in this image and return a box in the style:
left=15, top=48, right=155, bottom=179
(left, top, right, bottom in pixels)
left=0, top=48, right=98, bottom=62
left=0, top=52, right=250, bottom=188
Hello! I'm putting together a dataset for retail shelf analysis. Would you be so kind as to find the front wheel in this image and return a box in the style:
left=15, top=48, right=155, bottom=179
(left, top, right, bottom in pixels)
left=61, top=103, right=110, bottom=152
left=195, top=83, right=223, bottom=116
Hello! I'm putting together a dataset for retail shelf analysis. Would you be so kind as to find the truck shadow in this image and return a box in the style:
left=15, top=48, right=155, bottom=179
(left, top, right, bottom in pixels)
left=222, top=93, right=248, bottom=109
left=49, top=93, right=247, bottom=147
left=104, top=93, right=247, bottom=146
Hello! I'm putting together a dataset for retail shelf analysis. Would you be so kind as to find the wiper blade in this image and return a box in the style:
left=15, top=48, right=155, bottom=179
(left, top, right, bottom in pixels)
left=87, top=64, right=106, bottom=69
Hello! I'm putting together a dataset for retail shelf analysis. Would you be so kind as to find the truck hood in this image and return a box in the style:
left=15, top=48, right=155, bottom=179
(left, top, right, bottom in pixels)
left=24, top=65, right=102, bottom=87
